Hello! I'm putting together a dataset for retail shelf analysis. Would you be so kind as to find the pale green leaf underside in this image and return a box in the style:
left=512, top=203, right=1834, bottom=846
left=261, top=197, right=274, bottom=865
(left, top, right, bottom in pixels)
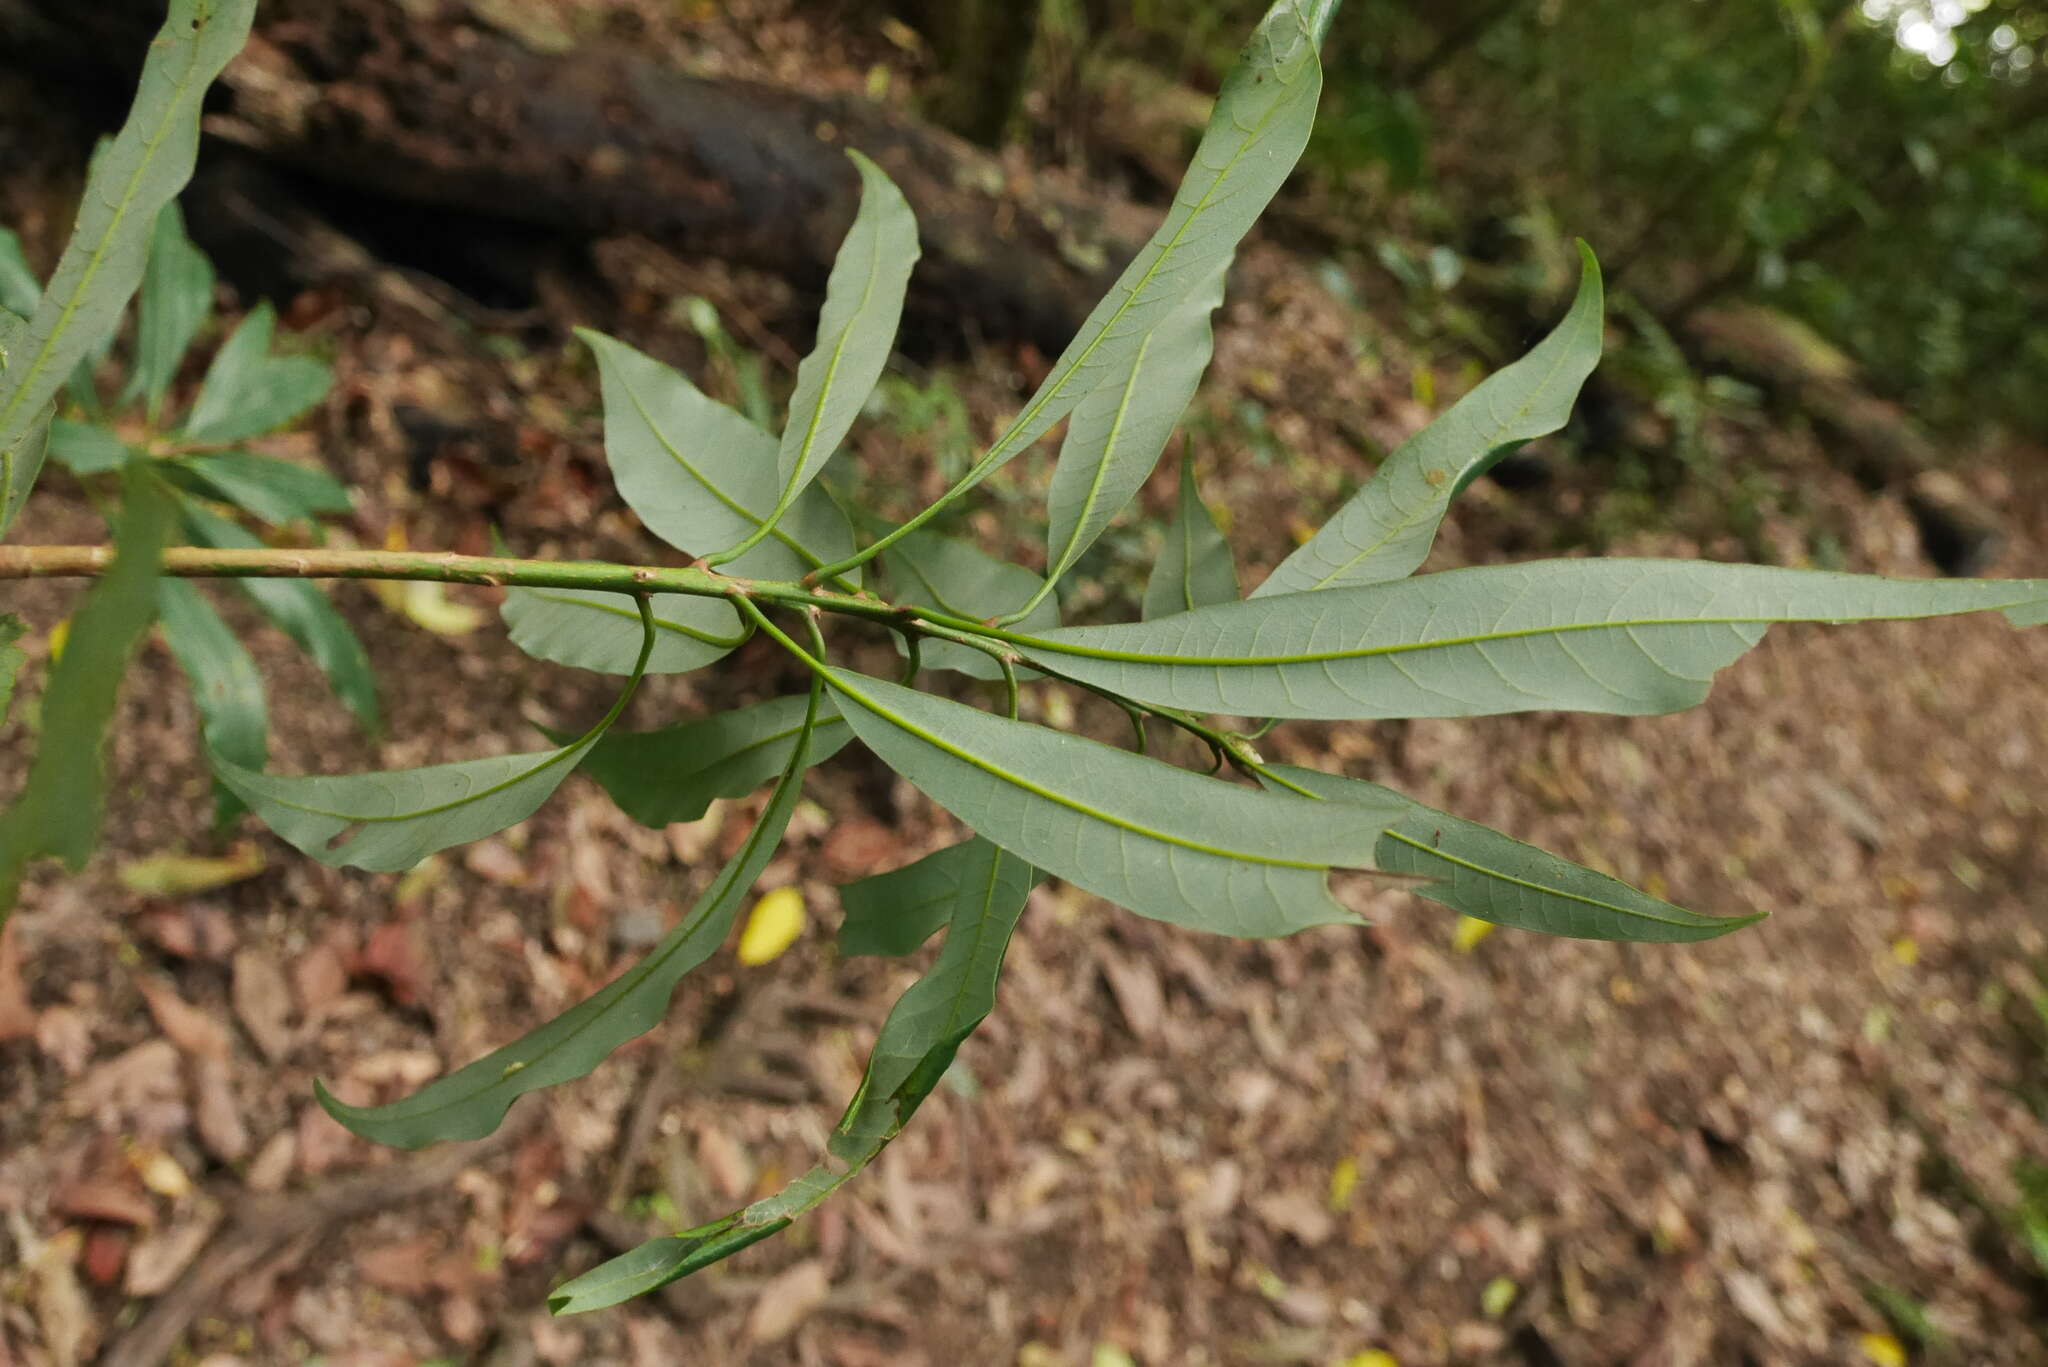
left=1023, top=559, right=2048, bottom=721
left=1269, top=767, right=1762, bottom=942
left=577, top=329, right=859, bottom=583
left=578, top=693, right=853, bottom=828
left=319, top=691, right=824, bottom=1148
left=552, top=836, right=1034, bottom=1314
left=823, top=669, right=1403, bottom=936
left=1260, top=244, right=1606, bottom=596
left=1143, top=457, right=1240, bottom=620
left=502, top=587, right=744, bottom=676
left=0, top=0, right=257, bottom=539
left=962, top=0, right=1325, bottom=488
left=181, top=302, right=333, bottom=444
left=1042, top=264, right=1225, bottom=594
left=886, top=529, right=1059, bottom=679
left=764, top=151, right=918, bottom=521
left=133, top=202, right=215, bottom=417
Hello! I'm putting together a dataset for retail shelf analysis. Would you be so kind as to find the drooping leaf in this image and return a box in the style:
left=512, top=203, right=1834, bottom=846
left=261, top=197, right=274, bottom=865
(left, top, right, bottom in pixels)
left=1041, top=264, right=1226, bottom=601
left=501, top=587, right=746, bottom=676
left=220, top=601, right=656, bottom=872
left=0, top=229, right=40, bottom=320
left=944, top=0, right=1326, bottom=497
left=885, top=529, right=1058, bottom=680
left=1259, top=245, right=1606, bottom=596
left=45, top=419, right=135, bottom=476
left=1142, top=456, right=1240, bottom=620
left=1021, top=559, right=2048, bottom=721
left=1266, top=766, right=1764, bottom=942
left=822, top=668, right=1403, bottom=936
left=180, top=302, right=333, bottom=444
left=167, top=451, right=352, bottom=525
left=741, top=152, right=918, bottom=551
left=577, top=693, right=853, bottom=828
left=840, top=836, right=1033, bottom=956
left=320, top=683, right=826, bottom=1148
left=157, top=579, right=268, bottom=825
left=575, top=329, right=860, bottom=583
left=551, top=836, right=1035, bottom=1314
left=0, top=466, right=171, bottom=915
left=0, top=0, right=258, bottom=540
left=132, top=202, right=216, bottom=422
left=0, top=614, right=23, bottom=725
left=180, top=500, right=379, bottom=729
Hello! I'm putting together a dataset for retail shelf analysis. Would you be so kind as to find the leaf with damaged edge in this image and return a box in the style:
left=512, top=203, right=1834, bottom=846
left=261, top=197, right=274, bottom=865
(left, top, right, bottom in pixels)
left=823, top=668, right=1403, bottom=937
left=319, top=683, right=826, bottom=1148
left=1267, top=766, right=1764, bottom=942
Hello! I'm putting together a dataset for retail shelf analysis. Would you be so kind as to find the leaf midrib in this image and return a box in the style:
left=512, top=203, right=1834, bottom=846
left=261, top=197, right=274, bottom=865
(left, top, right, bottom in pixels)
left=1380, top=827, right=1747, bottom=932
left=1048, top=330, right=1156, bottom=584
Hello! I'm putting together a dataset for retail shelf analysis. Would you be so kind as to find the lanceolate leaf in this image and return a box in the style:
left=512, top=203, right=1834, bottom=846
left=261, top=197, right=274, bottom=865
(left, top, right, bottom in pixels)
left=551, top=836, right=1035, bottom=1314
left=1259, top=245, right=1606, bottom=596
left=157, top=579, right=268, bottom=824
left=840, top=836, right=1028, bottom=956
left=1040, top=265, right=1226, bottom=601
left=220, top=602, right=657, bottom=872
left=132, top=202, right=215, bottom=422
left=886, top=530, right=1058, bottom=680
left=576, top=329, right=860, bottom=583
left=1267, top=766, right=1763, bottom=942
left=181, top=302, right=333, bottom=444
left=501, top=587, right=747, bottom=676
left=951, top=0, right=1326, bottom=495
left=0, top=467, right=171, bottom=915
left=746, top=152, right=917, bottom=549
left=0, top=229, right=37, bottom=320
left=578, top=694, right=853, bottom=828
left=1143, top=457, right=1240, bottom=620
left=0, top=614, right=24, bottom=725
left=169, top=451, right=352, bottom=526
left=1022, top=560, right=2048, bottom=721
left=0, top=0, right=257, bottom=541
left=180, top=500, right=379, bottom=729
left=46, top=419, right=134, bottom=476
left=320, top=685, right=827, bottom=1148
left=822, top=669, right=1404, bottom=936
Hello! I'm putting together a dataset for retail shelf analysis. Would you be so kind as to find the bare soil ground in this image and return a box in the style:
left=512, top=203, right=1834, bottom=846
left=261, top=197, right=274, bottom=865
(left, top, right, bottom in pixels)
left=3, top=5, right=2048, bottom=1366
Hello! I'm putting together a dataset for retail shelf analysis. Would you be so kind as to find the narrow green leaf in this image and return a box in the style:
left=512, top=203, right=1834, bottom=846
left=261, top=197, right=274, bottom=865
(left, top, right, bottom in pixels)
left=1267, top=766, right=1763, bottom=942
left=180, top=302, right=333, bottom=444
left=501, top=587, right=746, bottom=676
left=953, top=0, right=1324, bottom=493
left=552, top=836, right=1035, bottom=1314
left=1143, top=457, right=1240, bottom=620
left=0, top=229, right=39, bottom=320
left=748, top=152, right=917, bottom=545
left=575, top=329, right=860, bottom=583
left=840, top=836, right=1031, bottom=956
left=132, top=202, right=215, bottom=422
left=168, top=451, right=352, bottom=526
left=156, top=578, right=267, bottom=825
left=0, top=0, right=258, bottom=540
left=181, top=500, right=379, bottom=729
left=0, top=614, right=24, bottom=725
left=823, top=669, right=1404, bottom=936
left=886, top=530, right=1058, bottom=680
left=578, top=694, right=853, bottom=828
left=1259, top=245, right=1605, bottom=596
left=0, top=466, right=171, bottom=915
left=46, top=419, right=136, bottom=476
left=220, top=600, right=656, bottom=872
left=1042, top=265, right=1225, bottom=598
left=320, top=686, right=826, bottom=1148
left=1021, top=560, right=2048, bottom=721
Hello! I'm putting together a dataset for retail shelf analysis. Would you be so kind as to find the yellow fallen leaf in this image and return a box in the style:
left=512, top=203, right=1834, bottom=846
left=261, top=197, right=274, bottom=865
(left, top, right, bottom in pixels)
left=46, top=617, right=70, bottom=664
left=1859, top=1333, right=1907, bottom=1367
left=1452, top=915, right=1495, bottom=952
left=1092, top=1347, right=1137, bottom=1367
left=131, top=1146, right=192, bottom=1199
left=1481, top=1275, right=1518, bottom=1318
left=1335, top=1353, right=1399, bottom=1367
left=117, top=844, right=266, bottom=897
left=1328, top=1156, right=1360, bottom=1212
left=372, top=579, right=485, bottom=636
left=1891, top=936, right=1919, bottom=967
left=737, top=886, right=806, bottom=965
